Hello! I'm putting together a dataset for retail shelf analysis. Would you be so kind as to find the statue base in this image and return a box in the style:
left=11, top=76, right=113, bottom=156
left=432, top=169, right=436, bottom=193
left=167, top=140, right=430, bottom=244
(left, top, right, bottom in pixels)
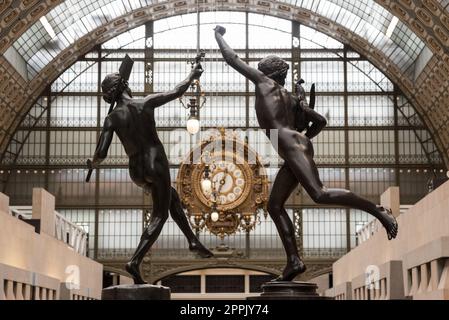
left=247, top=281, right=333, bottom=300
left=102, top=284, right=171, bottom=300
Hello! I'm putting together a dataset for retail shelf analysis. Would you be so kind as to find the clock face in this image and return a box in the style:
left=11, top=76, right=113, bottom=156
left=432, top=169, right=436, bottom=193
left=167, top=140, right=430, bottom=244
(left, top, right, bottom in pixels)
left=203, top=160, right=247, bottom=206
left=194, top=154, right=252, bottom=211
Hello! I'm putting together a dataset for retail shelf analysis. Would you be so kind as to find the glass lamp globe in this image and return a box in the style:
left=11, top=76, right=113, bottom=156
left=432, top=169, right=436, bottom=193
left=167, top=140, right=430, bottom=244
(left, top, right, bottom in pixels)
left=187, top=117, right=200, bottom=135
left=201, top=178, right=212, bottom=194
left=211, top=211, right=220, bottom=222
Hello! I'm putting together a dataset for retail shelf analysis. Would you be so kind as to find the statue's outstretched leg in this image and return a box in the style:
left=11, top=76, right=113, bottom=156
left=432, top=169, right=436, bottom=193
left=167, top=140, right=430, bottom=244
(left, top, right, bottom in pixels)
left=169, top=187, right=213, bottom=258
left=126, top=176, right=171, bottom=284
left=268, top=165, right=306, bottom=282
left=285, top=142, right=398, bottom=241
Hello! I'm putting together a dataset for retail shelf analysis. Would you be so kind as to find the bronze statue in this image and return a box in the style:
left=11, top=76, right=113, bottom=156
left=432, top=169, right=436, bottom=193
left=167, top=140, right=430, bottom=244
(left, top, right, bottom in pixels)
left=214, top=25, right=398, bottom=282
left=88, top=57, right=213, bottom=285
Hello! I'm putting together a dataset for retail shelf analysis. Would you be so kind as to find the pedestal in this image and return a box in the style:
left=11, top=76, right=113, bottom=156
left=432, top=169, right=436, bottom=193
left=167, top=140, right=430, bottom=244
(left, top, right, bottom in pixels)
left=102, top=284, right=171, bottom=300
left=247, top=282, right=333, bottom=300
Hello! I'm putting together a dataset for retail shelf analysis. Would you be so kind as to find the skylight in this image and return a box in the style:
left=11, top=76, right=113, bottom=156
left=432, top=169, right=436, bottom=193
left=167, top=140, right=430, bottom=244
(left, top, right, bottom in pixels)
left=9, top=0, right=429, bottom=80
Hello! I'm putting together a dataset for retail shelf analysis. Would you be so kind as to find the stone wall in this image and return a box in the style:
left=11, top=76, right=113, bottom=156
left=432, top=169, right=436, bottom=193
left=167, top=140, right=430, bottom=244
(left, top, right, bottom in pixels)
left=329, top=182, right=449, bottom=300
left=0, top=189, right=103, bottom=300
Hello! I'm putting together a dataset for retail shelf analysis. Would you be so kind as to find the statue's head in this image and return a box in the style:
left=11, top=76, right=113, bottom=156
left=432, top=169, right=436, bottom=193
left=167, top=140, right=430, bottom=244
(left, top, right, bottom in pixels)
left=258, top=55, right=289, bottom=86
left=101, top=73, right=132, bottom=104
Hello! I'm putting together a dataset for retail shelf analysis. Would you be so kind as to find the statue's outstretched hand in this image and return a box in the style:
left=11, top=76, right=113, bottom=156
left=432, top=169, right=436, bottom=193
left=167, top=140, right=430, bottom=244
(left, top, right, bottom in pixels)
left=214, top=25, right=226, bottom=36
left=193, top=63, right=204, bottom=79
left=87, top=159, right=94, bottom=170
left=87, top=158, right=100, bottom=169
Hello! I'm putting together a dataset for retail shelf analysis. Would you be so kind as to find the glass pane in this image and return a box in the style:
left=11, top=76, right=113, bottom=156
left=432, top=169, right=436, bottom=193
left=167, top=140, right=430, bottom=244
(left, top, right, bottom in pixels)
left=51, top=96, right=98, bottom=127
left=48, top=169, right=96, bottom=206
left=49, top=131, right=97, bottom=165
left=348, top=95, right=394, bottom=126
left=301, top=61, right=344, bottom=92
left=348, top=130, right=395, bottom=164
left=98, top=169, right=145, bottom=206
left=347, top=61, right=393, bottom=92
left=303, top=208, right=347, bottom=258
left=349, top=168, right=396, bottom=203
left=97, top=209, right=143, bottom=259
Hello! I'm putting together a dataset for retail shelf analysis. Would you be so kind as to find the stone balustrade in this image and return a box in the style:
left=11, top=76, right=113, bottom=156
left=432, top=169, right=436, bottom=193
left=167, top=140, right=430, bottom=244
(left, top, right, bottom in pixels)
left=0, top=188, right=102, bottom=300
left=0, top=263, right=59, bottom=300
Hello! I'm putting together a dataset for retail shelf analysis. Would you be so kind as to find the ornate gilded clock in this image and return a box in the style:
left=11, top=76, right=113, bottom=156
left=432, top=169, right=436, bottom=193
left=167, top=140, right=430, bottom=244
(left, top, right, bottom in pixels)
left=177, top=129, right=269, bottom=239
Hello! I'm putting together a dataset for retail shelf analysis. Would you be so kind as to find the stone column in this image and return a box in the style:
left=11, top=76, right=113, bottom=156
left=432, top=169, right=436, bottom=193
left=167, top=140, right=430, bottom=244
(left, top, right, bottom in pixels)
left=5, top=280, right=14, bottom=300
left=380, top=187, right=400, bottom=218
left=32, top=188, right=55, bottom=237
left=0, top=267, right=5, bottom=300
left=201, top=274, right=206, bottom=295
left=244, top=274, right=250, bottom=294
left=23, top=284, right=31, bottom=300
left=15, top=283, right=24, bottom=300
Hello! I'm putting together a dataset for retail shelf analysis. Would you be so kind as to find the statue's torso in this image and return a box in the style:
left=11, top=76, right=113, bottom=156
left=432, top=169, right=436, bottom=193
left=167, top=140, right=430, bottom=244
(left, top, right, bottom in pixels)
left=108, top=100, right=163, bottom=157
left=255, top=81, right=296, bottom=130
left=254, top=79, right=311, bottom=157
left=254, top=80, right=310, bottom=131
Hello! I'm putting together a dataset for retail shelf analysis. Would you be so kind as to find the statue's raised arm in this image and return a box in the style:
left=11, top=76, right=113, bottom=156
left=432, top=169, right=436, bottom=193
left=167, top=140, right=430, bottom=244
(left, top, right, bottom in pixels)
left=214, top=25, right=265, bottom=84
left=143, top=63, right=203, bottom=109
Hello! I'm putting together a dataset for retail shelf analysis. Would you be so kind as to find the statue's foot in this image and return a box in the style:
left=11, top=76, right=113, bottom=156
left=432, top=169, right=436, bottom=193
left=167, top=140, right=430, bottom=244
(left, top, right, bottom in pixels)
left=189, top=242, right=214, bottom=258
left=125, top=261, right=148, bottom=285
left=377, top=206, right=399, bottom=240
left=272, top=258, right=307, bottom=282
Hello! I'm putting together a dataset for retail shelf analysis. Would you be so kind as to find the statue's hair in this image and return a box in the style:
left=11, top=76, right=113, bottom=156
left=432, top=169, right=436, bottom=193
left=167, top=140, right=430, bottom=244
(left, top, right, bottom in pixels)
left=101, top=73, right=132, bottom=103
left=258, top=56, right=289, bottom=81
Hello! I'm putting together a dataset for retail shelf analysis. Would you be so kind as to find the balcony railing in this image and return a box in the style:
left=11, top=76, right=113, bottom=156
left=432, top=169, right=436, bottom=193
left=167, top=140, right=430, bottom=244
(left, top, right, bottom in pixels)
left=9, top=206, right=32, bottom=220
left=356, top=219, right=380, bottom=245
left=9, top=206, right=88, bottom=256
left=54, top=212, right=88, bottom=256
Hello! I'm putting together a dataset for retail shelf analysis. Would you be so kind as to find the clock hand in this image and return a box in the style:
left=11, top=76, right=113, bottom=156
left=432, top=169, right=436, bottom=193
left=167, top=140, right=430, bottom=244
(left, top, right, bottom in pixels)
left=218, top=169, right=228, bottom=192
left=216, top=168, right=228, bottom=204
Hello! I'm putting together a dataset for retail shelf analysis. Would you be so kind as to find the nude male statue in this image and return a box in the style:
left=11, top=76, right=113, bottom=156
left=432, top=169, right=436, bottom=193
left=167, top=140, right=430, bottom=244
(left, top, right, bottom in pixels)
left=89, top=62, right=213, bottom=284
left=214, top=25, right=398, bottom=282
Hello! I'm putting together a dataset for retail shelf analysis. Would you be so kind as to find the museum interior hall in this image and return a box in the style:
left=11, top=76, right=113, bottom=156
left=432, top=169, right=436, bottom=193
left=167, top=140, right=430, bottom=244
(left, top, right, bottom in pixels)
left=1, top=0, right=449, bottom=301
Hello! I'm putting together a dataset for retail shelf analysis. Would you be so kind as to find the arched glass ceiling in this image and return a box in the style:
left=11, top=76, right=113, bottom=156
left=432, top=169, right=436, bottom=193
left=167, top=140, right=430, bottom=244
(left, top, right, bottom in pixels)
left=10, top=0, right=427, bottom=79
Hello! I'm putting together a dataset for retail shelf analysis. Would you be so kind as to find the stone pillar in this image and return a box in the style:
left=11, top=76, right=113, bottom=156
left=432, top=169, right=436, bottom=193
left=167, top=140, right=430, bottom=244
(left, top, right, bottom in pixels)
left=411, top=267, right=419, bottom=296
left=32, top=188, right=55, bottom=237
left=244, top=274, right=250, bottom=294
left=59, top=283, right=72, bottom=300
left=201, top=274, right=206, bottom=295
left=419, top=264, right=429, bottom=293
left=41, top=288, right=47, bottom=300
left=0, top=192, right=9, bottom=214
left=23, top=284, right=31, bottom=300
left=430, top=260, right=440, bottom=291
left=0, top=268, right=4, bottom=300
left=15, top=283, right=24, bottom=300
left=5, top=280, right=14, bottom=300
left=380, top=187, right=400, bottom=218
